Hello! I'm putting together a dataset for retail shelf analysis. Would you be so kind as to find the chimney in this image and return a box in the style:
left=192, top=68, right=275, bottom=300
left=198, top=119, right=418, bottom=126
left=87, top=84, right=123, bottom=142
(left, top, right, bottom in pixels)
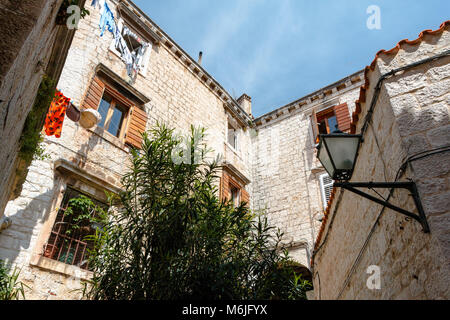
left=198, top=51, right=203, bottom=65
left=237, top=94, right=252, bottom=117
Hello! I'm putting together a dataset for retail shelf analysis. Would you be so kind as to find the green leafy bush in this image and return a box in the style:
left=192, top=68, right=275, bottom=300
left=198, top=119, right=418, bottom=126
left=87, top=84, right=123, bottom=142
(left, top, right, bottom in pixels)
left=83, top=124, right=311, bottom=300
left=0, top=260, right=27, bottom=300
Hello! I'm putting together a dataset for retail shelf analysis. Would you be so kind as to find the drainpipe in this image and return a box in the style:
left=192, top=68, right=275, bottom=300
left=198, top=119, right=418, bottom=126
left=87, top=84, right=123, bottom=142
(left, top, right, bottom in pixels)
left=0, top=217, right=12, bottom=233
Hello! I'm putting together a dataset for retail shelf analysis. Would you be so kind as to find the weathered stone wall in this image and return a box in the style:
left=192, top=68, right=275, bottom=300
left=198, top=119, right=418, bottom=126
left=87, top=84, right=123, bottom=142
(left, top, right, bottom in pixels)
left=2, top=0, right=447, bottom=301
left=0, top=0, right=65, bottom=218
left=312, top=28, right=450, bottom=300
left=251, top=77, right=363, bottom=268
left=0, top=0, right=252, bottom=299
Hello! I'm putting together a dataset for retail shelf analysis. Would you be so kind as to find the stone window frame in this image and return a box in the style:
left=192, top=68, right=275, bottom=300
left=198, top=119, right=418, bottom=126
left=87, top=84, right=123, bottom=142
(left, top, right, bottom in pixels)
left=89, top=64, right=151, bottom=152
left=29, top=160, right=121, bottom=281
left=41, top=186, right=105, bottom=271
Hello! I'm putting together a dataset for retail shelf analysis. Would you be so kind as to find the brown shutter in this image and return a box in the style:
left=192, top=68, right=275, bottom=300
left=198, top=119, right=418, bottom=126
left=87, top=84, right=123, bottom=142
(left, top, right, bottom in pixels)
left=334, top=103, right=351, bottom=132
left=311, top=109, right=319, bottom=143
left=241, top=188, right=250, bottom=207
left=83, top=76, right=105, bottom=110
left=125, top=106, right=147, bottom=149
left=220, top=171, right=230, bottom=201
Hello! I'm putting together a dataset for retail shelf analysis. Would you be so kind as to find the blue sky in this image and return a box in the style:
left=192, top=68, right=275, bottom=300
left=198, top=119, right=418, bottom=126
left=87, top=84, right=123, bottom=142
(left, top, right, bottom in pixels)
left=132, top=0, right=449, bottom=117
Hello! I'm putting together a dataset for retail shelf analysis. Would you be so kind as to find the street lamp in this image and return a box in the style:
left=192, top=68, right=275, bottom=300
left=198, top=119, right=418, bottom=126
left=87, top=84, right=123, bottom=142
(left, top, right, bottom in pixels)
left=316, top=132, right=430, bottom=233
left=317, top=133, right=362, bottom=181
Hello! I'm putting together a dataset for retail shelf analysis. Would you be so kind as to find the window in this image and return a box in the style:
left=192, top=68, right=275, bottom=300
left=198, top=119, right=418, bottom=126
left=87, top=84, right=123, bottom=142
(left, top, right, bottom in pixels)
left=220, top=167, right=250, bottom=207
left=82, top=74, right=149, bottom=149
left=97, top=92, right=128, bottom=139
left=228, top=121, right=239, bottom=151
left=311, top=103, right=351, bottom=144
left=42, top=187, right=107, bottom=270
left=319, top=173, right=334, bottom=209
left=317, top=110, right=339, bottom=135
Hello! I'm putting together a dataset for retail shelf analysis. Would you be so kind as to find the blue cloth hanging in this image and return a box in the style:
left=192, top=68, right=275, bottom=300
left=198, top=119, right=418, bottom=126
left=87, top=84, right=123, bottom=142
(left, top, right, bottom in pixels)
left=91, top=0, right=99, bottom=8
left=99, top=1, right=115, bottom=37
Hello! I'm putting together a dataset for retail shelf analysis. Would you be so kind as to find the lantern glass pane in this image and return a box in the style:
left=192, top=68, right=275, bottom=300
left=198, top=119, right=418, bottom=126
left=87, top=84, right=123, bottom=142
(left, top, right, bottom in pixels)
left=324, top=136, right=360, bottom=171
left=318, top=142, right=335, bottom=178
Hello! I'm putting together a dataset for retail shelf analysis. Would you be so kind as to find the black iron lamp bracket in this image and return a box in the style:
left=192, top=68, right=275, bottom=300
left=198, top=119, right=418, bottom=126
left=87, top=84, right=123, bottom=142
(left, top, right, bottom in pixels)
left=333, top=181, right=430, bottom=233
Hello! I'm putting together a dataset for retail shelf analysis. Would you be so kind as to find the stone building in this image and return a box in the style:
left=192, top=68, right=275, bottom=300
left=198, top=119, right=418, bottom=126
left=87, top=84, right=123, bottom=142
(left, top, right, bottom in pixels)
left=0, top=0, right=253, bottom=299
left=0, top=0, right=448, bottom=300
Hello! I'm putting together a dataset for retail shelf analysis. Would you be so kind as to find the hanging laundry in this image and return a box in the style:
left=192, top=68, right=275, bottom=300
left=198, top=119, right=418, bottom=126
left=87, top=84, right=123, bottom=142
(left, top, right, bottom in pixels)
left=133, top=43, right=149, bottom=73
left=112, top=23, right=141, bottom=78
left=121, top=25, right=150, bottom=77
left=99, top=0, right=115, bottom=37
left=115, top=34, right=134, bottom=76
left=44, top=91, right=71, bottom=138
left=94, top=2, right=151, bottom=78
left=91, top=0, right=99, bottom=9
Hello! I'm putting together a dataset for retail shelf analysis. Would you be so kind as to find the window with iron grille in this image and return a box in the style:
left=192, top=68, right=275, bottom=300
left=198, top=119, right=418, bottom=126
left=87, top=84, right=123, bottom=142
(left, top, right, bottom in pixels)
left=42, top=187, right=107, bottom=271
left=319, top=173, right=334, bottom=209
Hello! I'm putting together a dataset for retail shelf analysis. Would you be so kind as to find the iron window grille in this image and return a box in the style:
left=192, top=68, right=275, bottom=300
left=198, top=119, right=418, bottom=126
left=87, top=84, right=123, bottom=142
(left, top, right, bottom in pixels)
left=42, top=187, right=107, bottom=270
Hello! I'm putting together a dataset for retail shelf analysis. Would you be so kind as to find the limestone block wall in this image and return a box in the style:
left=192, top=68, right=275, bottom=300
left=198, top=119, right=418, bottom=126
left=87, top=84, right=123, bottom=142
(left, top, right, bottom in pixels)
left=0, top=0, right=65, bottom=217
left=57, top=0, right=252, bottom=178
left=312, top=26, right=450, bottom=300
left=0, top=0, right=252, bottom=299
left=251, top=78, right=363, bottom=267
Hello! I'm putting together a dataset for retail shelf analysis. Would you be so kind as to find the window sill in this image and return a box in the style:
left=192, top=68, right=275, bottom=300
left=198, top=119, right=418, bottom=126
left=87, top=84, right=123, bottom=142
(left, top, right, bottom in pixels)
left=30, top=254, right=93, bottom=281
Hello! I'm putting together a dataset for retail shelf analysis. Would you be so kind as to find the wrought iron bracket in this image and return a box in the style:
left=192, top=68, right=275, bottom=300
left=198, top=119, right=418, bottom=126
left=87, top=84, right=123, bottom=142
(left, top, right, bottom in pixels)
left=333, top=182, right=430, bottom=233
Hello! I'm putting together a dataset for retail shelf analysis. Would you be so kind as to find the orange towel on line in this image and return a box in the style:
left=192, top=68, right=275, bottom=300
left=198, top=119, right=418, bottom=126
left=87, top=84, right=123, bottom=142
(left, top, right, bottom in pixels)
left=44, top=90, right=71, bottom=138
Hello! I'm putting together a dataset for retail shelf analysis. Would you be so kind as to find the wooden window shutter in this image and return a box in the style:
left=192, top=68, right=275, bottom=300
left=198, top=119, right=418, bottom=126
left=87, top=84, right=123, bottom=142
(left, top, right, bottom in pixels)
left=83, top=76, right=105, bottom=110
left=125, top=106, right=148, bottom=149
left=220, top=172, right=229, bottom=201
left=311, top=109, right=319, bottom=143
left=334, top=103, right=351, bottom=132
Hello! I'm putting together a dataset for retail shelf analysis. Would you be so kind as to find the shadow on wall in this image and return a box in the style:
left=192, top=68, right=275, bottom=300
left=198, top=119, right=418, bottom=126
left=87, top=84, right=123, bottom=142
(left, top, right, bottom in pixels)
left=395, top=81, right=450, bottom=260
left=71, top=122, right=128, bottom=185
left=0, top=174, right=59, bottom=268
left=0, top=119, right=104, bottom=262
